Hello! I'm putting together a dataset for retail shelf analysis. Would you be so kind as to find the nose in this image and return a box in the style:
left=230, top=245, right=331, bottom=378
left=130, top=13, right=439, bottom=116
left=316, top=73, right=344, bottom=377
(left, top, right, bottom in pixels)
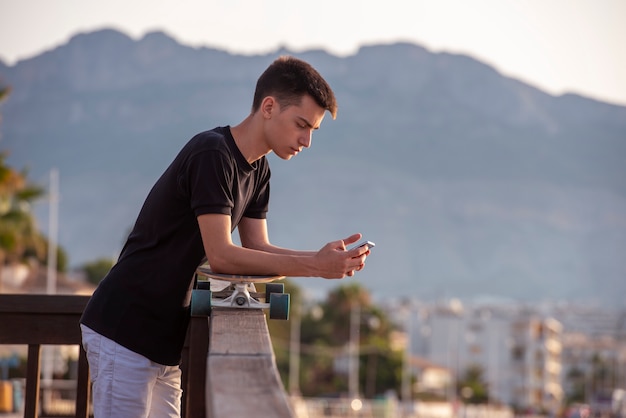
left=299, top=131, right=312, bottom=148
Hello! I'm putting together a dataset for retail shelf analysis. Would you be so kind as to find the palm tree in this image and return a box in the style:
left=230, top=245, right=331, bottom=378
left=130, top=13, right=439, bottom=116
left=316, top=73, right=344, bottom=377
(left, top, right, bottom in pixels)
left=0, top=85, right=46, bottom=291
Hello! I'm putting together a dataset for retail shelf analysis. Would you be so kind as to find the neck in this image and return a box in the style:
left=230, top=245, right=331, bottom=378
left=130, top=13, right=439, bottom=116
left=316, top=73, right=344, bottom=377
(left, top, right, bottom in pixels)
left=230, top=114, right=271, bottom=164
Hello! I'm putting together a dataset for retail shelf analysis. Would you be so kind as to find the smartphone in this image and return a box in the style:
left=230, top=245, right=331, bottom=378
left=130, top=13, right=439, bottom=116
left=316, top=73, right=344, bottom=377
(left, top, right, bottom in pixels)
left=349, top=240, right=375, bottom=251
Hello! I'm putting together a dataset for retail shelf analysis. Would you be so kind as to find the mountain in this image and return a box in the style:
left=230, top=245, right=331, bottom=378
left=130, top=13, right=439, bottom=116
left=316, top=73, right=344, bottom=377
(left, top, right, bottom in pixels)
left=1, top=29, right=625, bottom=306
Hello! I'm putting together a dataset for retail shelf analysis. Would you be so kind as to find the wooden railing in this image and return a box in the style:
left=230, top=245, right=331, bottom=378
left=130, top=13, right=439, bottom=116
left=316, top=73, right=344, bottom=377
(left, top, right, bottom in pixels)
left=0, top=295, right=91, bottom=418
left=204, top=308, right=294, bottom=417
left=0, top=294, right=293, bottom=418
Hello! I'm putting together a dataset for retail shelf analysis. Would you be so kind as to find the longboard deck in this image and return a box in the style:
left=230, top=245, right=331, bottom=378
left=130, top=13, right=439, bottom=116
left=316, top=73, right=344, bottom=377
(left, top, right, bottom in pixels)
left=196, top=265, right=285, bottom=284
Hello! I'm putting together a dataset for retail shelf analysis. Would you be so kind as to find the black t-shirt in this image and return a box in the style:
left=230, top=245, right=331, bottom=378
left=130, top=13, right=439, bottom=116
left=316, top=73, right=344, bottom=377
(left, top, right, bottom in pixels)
left=80, top=126, right=271, bottom=365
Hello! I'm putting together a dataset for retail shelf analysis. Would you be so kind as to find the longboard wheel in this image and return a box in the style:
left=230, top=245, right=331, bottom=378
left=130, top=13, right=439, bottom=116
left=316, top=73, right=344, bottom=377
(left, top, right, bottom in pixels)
left=265, top=283, right=284, bottom=301
left=269, top=293, right=290, bottom=320
left=191, top=289, right=212, bottom=316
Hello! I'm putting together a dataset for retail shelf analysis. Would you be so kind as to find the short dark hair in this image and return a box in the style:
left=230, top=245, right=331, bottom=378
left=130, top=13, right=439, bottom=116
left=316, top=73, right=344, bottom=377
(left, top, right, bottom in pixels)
left=252, top=56, right=337, bottom=119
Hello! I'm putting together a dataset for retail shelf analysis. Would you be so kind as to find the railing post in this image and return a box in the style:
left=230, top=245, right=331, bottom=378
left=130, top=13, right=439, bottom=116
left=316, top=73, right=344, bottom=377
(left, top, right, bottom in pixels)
left=183, top=315, right=210, bottom=418
left=24, top=344, right=41, bottom=418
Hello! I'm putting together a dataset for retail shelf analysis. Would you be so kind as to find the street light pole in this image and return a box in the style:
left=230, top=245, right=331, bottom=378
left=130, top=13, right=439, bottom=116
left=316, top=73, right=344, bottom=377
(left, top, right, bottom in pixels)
left=349, top=302, right=361, bottom=400
left=401, top=306, right=412, bottom=403
left=43, top=168, right=59, bottom=411
left=289, top=303, right=301, bottom=396
left=46, top=168, right=59, bottom=295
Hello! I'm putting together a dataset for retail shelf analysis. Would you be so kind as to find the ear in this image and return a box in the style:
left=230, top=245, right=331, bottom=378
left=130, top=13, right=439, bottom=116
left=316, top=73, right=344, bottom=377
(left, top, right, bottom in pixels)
left=261, top=96, right=276, bottom=119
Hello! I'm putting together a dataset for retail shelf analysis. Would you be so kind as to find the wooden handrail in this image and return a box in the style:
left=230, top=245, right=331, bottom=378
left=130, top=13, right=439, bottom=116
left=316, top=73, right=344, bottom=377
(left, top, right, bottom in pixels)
left=205, top=308, right=294, bottom=418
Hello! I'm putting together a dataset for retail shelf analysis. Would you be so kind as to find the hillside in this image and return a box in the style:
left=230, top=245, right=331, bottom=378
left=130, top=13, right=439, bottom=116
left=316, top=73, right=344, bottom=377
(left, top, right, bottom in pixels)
left=1, top=29, right=625, bottom=306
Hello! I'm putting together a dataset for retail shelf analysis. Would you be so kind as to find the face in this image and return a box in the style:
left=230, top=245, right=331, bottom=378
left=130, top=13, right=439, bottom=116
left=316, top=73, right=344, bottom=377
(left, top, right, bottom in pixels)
left=263, top=95, right=326, bottom=160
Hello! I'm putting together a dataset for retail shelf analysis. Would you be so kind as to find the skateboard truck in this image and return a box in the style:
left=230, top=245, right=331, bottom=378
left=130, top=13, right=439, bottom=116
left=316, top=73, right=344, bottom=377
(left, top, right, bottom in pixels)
left=215, top=283, right=260, bottom=308
left=191, top=267, right=290, bottom=320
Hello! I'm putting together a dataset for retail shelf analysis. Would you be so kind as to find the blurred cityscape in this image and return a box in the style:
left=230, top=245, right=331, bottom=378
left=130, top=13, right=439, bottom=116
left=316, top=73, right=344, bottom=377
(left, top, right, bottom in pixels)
left=384, top=296, right=626, bottom=416
left=1, top=266, right=625, bottom=417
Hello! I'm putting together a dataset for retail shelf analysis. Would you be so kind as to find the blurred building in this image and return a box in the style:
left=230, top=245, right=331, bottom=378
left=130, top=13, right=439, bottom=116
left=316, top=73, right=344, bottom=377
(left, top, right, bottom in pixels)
left=509, top=315, right=563, bottom=412
left=0, top=261, right=95, bottom=295
left=408, top=355, right=452, bottom=398
left=385, top=296, right=626, bottom=414
left=386, top=298, right=564, bottom=413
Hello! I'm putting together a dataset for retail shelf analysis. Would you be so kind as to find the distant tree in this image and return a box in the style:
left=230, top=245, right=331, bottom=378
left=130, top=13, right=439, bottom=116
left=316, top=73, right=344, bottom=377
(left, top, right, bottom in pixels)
left=268, top=282, right=403, bottom=398
left=457, top=364, right=489, bottom=404
left=564, top=367, right=585, bottom=404
left=0, top=152, right=37, bottom=254
left=564, top=353, right=617, bottom=407
left=589, top=352, right=614, bottom=396
left=81, top=258, right=114, bottom=285
left=0, top=84, right=9, bottom=110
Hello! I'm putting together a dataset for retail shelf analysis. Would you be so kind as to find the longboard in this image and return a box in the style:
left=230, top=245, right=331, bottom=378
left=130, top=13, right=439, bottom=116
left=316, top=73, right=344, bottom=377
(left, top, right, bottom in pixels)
left=192, top=265, right=290, bottom=320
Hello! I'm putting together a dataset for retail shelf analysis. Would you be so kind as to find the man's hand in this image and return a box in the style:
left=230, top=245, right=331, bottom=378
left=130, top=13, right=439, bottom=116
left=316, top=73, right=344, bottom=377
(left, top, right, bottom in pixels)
left=313, top=233, right=371, bottom=279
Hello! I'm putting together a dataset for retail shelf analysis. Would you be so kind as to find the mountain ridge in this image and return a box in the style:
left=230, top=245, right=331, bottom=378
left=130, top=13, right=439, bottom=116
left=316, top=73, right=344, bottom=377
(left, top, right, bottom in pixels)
left=1, top=28, right=624, bottom=306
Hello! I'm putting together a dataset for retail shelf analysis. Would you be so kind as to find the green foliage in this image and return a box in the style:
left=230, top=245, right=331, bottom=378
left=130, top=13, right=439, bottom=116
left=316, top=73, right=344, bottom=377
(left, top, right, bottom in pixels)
left=563, top=352, right=617, bottom=406
left=564, top=367, right=585, bottom=404
left=82, top=258, right=114, bottom=285
left=269, top=281, right=404, bottom=399
left=0, top=85, right=9, bottom=104
left=0, top=152, right=48, bottom=264
left=457, top=364, right=489, bottom=404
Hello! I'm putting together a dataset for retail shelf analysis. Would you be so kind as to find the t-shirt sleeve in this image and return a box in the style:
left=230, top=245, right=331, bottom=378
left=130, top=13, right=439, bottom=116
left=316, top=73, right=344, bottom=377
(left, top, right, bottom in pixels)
left=183, top=150, right=235, bottom=217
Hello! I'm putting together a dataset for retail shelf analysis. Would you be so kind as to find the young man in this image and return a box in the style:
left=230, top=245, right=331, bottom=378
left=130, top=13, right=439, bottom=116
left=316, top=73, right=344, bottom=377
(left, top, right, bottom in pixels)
left=80, top=56, right=371, bottom=417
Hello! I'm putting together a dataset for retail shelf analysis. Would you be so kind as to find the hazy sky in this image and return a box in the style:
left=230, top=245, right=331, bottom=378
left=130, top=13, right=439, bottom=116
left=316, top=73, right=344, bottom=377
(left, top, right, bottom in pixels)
left=1, top=0, right=625, bottom=105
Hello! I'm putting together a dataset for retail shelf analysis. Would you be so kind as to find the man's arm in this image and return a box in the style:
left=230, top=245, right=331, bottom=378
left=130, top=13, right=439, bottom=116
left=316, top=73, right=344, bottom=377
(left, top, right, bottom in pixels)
left=197, top=214, right=368, bottom=278
left=237, top=217, right=316, bottom=256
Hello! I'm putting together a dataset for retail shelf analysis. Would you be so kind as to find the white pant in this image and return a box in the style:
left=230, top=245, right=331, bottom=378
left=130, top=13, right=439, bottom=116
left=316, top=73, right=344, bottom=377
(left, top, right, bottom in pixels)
left=80, top=325, right=182, bottom=418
